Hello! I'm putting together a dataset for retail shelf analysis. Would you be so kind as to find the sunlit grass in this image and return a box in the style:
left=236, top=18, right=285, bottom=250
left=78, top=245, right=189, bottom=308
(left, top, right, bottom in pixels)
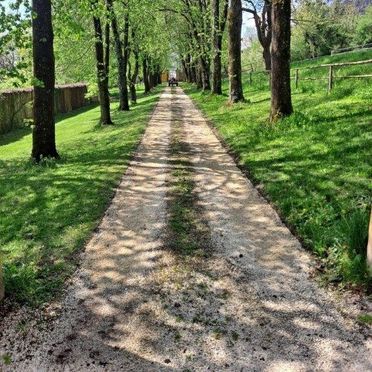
left=0, top=87, right=163, bottom=304
left=184, top=50, right=372, bottom=288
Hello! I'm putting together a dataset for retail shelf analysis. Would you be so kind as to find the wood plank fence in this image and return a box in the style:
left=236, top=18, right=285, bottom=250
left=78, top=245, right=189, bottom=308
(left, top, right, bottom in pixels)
left=0, top=83, right=91, bottom=135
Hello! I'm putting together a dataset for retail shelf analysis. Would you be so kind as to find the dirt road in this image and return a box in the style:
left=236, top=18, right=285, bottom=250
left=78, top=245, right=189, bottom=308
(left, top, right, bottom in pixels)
left=1, top=87, right=370, bottom=371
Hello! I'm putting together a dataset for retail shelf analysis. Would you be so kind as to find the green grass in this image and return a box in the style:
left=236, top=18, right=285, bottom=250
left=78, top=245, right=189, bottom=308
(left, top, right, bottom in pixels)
left=0, top=86, right=163, bottom=304
left=184, top=50, right=372, bottom=288
left=167, top=114, right=209, bottom=257
left=357, top=313, right=372, bottom=325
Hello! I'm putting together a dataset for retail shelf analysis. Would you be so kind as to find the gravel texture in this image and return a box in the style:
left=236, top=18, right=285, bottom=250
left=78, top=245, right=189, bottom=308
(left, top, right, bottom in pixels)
left=0, top=87, right=371, bottom=371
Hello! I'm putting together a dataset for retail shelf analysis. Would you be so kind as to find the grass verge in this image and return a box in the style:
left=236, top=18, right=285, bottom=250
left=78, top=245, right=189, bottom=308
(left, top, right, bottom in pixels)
left=0, top=86, right=163, bottom=305
left=167, top=97, right=210, bottom=257
left=183, top=52, right=372, bottom=289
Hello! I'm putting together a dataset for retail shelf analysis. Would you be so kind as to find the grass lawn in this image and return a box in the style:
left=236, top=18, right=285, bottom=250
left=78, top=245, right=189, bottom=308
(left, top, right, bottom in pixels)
left=0, top=86, right=163, bottom=304
left=184, top=51, right=372, bottom=288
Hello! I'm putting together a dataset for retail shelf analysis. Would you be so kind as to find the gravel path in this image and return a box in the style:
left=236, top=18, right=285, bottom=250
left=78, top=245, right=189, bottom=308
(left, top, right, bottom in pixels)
left=1, top=87, right=371, bottom=371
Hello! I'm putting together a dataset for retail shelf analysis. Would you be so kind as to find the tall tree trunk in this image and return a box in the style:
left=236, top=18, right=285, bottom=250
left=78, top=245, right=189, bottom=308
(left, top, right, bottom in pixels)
left=129, top=40, right=139, bottom=104
left=190, top=61, right=197, bottom=83
left=212, top=0, right=228, bottom=94
left=107, top=0, right=129, bottom=111
left=270, top=0, right=293, bottom=121
left=244, top=0, right=272, bottom=72
left=104, top=21, right=110, bottom=77
left=121, top=10, right=130, bottom=109
left=196, top=64, right=203, bottom=89
left=92, top=13, right=112, bottom=125
left=263, top=42, right=271, bottom=71
left=143, top=57, right=150, bottom=93
left=200, top=57, right=211, bottom=91
left=31, top=0, right=59, bottom=161
left=212, top=0, right=222, bottom=94
left=228, top=0, right=244, bottom=103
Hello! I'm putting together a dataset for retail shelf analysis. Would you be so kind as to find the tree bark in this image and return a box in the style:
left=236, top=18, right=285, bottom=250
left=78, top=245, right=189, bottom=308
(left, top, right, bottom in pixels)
left=212, top=0, right=228, bottom=94
left=228, top=0, right=244, bottom=103
left=31, top=0, right=59, bottom=161
left=143, top=57, right=150, bottom=93
left=244, top=1, right=272, bottom=72
left=270, top=0, right=293, bottom=121
left=104, top=21, right=110, bottom=77
left=200, top=56, right=211, bottom=91
left=129, top=38, right=139, bottom=104
left=121, top=10, right=130, bottom=109
left=107, top=0, right=129, bottom=111
left=92, top=11, right=113, bottom=125
left=263, top=41, right=271, bottom=71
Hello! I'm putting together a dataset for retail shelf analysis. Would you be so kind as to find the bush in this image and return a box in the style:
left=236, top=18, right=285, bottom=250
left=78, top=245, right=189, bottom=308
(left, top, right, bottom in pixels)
left=354, top=6, right=372, bottom=46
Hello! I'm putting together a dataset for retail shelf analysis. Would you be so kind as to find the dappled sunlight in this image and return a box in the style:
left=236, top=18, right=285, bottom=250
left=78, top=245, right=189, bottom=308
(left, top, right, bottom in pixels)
left=1, top=87, right=370, bottom=371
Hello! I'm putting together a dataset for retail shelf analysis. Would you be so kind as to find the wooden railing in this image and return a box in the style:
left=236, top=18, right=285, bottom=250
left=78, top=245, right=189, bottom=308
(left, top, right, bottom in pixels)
left=243, top=58, right=372, bottom=92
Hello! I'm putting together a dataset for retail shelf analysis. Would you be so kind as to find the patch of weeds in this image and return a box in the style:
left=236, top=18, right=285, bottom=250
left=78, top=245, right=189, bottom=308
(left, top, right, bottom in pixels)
left=212, top=328, right=226, bottom=340
left=2, top=354, right=12, bottom=365
left=167, top=110, right=211, bottom=257
left=175, top=315, right=184, bottom=323
left=174, top=331, right=182, bottom=341
left=231, top=331, right=239, bottom=341
left=357, top=313, right=372, bottom=325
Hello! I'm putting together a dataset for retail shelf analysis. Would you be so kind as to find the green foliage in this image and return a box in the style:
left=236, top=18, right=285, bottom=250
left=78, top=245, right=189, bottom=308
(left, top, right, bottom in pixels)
left=184, top=50, right=372, bottom=287
left=0, top=87, right=162, bottom=304
left=357, top=313, right=372, bottom=325
left=0, top=0, right=32, bottom=88
left=291, top=0, right=359, bottom=60
left=354, top=5, right=372, bottom=45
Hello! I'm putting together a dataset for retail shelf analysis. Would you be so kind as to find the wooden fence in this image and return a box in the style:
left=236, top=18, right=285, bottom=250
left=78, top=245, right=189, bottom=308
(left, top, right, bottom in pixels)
left=0, top=83, right=89, bottom=134
left=244, top=59, right=372, bottom=92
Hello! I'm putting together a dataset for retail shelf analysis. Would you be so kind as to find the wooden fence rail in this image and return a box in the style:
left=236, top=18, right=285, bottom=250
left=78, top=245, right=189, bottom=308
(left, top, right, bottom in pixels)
left=244, top=58, right=372, bottom=92
left=0, top=83, right=91, bottom=135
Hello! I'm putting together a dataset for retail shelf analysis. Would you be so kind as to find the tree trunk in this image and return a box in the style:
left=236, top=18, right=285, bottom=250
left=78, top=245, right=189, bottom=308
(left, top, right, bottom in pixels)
left=121, top=11, right=130, bottom=110
left=212, top=0, right=222, bottom=94
left=270, top=0, right=293, bottom=121
left=228, top=0, right=244, bottom=103
left=31, top=0, right=59, bottom=161
left=92, top=13, right=112, bottom=125
left=190, top=62, right=197, bottom=83
left=212, top=0, right=228, bottom=94
left=200, top=57, right=211, bottom=91
left=196, top=64, right=203, bottom=89
left=129, top=42, right=139, bottom=104
left=104, top=21, right=110, bottom=77
left=263, top=41, right=271, bottom=71
left=143, top=57, right=150, bottom=93
left=107, top=0, right=129, bottom=111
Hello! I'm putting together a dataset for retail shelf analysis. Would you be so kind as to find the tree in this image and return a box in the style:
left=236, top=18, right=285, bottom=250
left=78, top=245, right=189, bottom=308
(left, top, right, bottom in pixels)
left=128, top=30, right=140, bottom=104
left=243, top=0, right=272, bottom=71
left=91, top=0, right=113, bottom=124
left=107, top=0, right=129, bottom=111
left=355, top=5, right=372, bottom=45
left=31, top=0, right=59, bottom=161
left=228, top=0, right=244, bottom=103
left=211, top=0, right=228, bottom=94
left=270, top=0, right=292, bottom=121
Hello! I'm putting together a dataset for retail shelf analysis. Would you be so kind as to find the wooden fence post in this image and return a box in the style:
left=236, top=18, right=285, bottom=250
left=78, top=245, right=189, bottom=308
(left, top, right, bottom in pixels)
left=295, top=68, right=299, bottom=89
left=249, top=71, right=252, bottom=85
left=328, top=65, right=333, bottom=92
